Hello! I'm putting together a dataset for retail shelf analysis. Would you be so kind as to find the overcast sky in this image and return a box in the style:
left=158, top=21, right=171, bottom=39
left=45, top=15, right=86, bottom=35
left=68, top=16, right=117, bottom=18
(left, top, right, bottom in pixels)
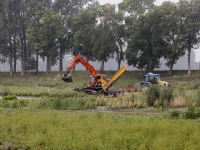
left=98, top=0, right=200, bottom=62
left=98, top=0, right=179, bottom=5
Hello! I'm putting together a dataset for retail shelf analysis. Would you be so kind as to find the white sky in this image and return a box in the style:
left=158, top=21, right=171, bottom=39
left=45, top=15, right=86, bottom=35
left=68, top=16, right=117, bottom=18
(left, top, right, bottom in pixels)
left=98, top=0, right=179, bottom=5
left=98, top=0, right=200, bottom=62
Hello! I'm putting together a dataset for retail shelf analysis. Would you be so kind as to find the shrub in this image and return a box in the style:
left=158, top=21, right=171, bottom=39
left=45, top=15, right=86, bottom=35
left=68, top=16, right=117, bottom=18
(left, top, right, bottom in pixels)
left=160, top=87, right=173, bottom=103
left=144, top=85, right=160, bottom=106
left=3, top=95, right=17, bottom=100
left=170, top=110, right=181, bottom=118
left=196, top=89, right=200, bottom=107
left=184, top=107, right=198, bottom=119
left=2, top=87, right=11, bottom=96
left=159, top=87, right=173, bottom=110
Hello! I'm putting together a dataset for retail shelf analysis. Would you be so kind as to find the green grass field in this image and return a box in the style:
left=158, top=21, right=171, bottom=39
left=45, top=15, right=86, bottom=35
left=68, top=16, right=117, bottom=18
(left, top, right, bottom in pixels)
left=0, top=70, right=200, bottom=149
left=0, top=109, right=200, bottom=150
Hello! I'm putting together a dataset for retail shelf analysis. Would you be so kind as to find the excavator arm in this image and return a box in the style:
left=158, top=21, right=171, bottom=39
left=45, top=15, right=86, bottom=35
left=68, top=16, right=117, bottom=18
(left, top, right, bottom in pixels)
left=62, top=54, right=96, bottom=82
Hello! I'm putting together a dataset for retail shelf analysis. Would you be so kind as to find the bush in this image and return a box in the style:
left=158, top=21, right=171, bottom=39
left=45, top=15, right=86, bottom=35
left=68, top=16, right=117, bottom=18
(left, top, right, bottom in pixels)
left=3, top=95, right=17, bottom=100
left=159, top=87, right=174, bottom=110
left=160, top=87, right=173, bottom=103
left=1, top=87, right=13, bottom=96
left=170, top=110, right=181, bottom=118
left=144, top=85, right=160, bottom=106
left=0, top=99, right=29, bottom=108
left=184, top=107, right=198, bottom=119
left=196, top=89, right=200, bottom=107
left=144, top=85, right=174, bottom=109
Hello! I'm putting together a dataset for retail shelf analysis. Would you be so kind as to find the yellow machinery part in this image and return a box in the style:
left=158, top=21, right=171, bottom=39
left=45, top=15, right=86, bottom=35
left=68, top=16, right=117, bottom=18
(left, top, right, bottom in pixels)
left=101, top=65, right=128, bottom=93
left=157, top=81, right=167, bottom=86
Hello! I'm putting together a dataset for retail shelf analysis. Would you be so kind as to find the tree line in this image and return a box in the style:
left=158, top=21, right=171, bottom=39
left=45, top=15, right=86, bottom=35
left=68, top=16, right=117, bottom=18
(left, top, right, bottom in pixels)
left=0, top=0, right=200, bottom=76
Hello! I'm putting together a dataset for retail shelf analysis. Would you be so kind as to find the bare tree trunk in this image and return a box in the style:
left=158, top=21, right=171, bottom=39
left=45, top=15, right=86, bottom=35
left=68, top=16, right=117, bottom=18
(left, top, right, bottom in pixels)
left=9, top=39, right=13, bottom=76
left=59, top=39, right=63, bottom=72
left=188, top=48, right=191, bottom=76
left=86, top=56, right=89, bottom=71
left=23, top=28, right=27, bottom=69
left=46, top=55, right=49, bottom=75
left=100, top=60, right=104, bottom=73
left=20, top=30, right=25, bottom=76
left=169, top=63, right=173, bottom=75
left=118, top=44, right=123, bottom=71
left=21, top=53, right=24, bottom=76
left=118, top=59, right=121, bottom=71
left=13, top=35, right=16, bottom=73
left=146, top=57, right=151, bottom=72
left=36, top=52, right=39, bottom=72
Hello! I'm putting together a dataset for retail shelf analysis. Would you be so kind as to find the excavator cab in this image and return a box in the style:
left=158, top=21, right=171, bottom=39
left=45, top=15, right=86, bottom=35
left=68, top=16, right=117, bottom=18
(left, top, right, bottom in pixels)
left=88, top=74, right=105, bottom=88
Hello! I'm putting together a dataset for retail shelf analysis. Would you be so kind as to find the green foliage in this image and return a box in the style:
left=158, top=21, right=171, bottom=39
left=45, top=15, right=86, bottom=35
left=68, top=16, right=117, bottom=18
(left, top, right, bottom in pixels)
left=3, top=95, right=17, bottom=100
left=159, top=87, right=173, bottom=110
left=144, top=85, right=173, bottom=109
left=170, top=110, right=181, bottom=118
left=125, top=11, right=167, bottom=71
left=186, top=82, right=200, bottom=90
left=70, top=8, right=97, bottom=61
left=144, top=85, right=160, bottom=106
left=170, top=107, right=200, bottom=119
left=0, top=100, right=29, bottom=108
left=184, top=107, right=200, bottom=119
left=1, top=87, right=10, bottom=96
left=158, top=2, right=186, bottom=75
left=1, top=111, right=200, bottom=149
left=160, top=87, right=173, bottom=103
left=92, top=23, right=116, bottom=66
left=118, top=0, right=155, bottom=15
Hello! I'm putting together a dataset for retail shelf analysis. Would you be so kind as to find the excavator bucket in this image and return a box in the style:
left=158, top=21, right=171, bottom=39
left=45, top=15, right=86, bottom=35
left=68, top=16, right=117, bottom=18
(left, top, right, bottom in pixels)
left=61, top=75, right=73, bottom=82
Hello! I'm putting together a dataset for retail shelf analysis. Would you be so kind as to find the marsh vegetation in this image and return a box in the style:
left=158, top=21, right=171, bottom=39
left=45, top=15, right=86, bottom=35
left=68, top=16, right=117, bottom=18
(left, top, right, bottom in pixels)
left=0, top=70, right=200, bottom=149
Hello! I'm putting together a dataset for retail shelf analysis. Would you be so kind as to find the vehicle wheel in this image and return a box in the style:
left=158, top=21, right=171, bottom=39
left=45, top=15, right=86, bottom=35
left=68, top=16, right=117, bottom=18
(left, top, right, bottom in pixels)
left=117, top=90, right=123, bottom=96
left=108, top=91, right=114, bottom=97
left=141, top=84, right=149, bottom=91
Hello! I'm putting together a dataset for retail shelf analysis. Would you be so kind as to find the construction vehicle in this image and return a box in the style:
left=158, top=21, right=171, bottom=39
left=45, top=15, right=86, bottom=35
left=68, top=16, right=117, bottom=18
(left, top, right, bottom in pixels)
left=62, top=54, right=128, bottom=96
left=141, top=72, right=172, bottom=91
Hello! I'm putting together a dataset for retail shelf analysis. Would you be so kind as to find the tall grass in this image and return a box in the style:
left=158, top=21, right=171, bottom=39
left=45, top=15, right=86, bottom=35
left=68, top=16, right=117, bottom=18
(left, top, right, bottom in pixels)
left=29, top=95, right=137, bottom=110
left=0, top=110, right=200, bottom=149
left=0, top=100, right=29, bottom=108
left=143, top=86, right=173, bottom=110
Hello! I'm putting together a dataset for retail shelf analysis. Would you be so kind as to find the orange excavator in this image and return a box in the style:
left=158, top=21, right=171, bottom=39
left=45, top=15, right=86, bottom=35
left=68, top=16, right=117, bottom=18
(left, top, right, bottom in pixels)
left=62, top=54, right=128, bottom=96
left=62, top=54, right=106, bottom=94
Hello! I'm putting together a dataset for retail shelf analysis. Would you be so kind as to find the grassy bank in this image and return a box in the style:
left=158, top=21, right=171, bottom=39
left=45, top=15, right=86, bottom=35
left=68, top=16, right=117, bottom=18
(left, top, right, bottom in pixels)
left=0, top=110, right=200, bottom=149
left=0, top=70, right=200, bottom=95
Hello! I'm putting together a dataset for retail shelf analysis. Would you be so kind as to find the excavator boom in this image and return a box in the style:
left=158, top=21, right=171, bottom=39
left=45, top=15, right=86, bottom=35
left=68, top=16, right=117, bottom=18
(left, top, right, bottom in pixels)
left=62, top=54, right=96, bottom=82
left=100, top=65, right=128, bottom=93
